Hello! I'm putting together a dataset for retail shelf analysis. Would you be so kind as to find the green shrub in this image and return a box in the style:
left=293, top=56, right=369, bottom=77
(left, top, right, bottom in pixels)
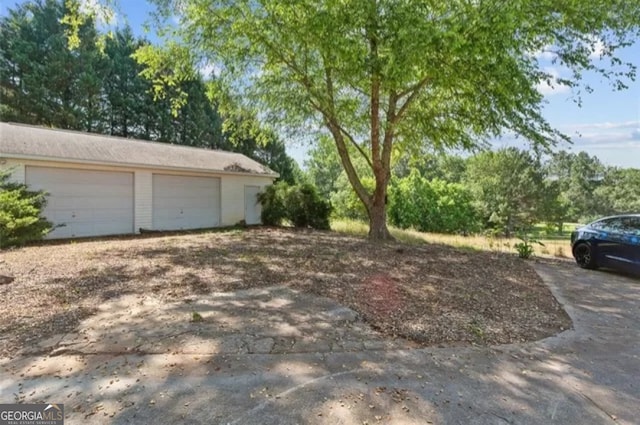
left=257, top=182, right=288, bottom=226
left=258, top=182, right=331, bottom=230
left=287, top=183, right=332, bottom=229
left=514, top=234, right=544, bottom=259
left=388, top=170, right=479, bottom=234
left=330, top=175, right=373, bottom=221
left=0, top=170, right=53, bottom=248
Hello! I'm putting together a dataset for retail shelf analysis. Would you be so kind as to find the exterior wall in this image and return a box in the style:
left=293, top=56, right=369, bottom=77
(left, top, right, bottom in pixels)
left=220, top=175, right=273, bottom=225
left=134, top=171, right=153, bottom=231
left=1, top=157, right=275, bottom=234
left=1, top=159, right=25, bottom=184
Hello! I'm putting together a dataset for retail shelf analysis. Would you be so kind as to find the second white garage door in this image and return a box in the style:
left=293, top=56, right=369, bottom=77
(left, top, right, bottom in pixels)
left=152, top=174, right=220, bottom=230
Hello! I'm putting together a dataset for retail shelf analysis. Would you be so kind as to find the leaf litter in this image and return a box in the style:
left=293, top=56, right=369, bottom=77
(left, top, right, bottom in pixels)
left=0, top=227, right=570, bottom=358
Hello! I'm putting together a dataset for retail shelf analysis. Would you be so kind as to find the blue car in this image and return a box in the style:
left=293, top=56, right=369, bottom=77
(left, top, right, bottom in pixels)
left=571, top=214, right=640, bottom=273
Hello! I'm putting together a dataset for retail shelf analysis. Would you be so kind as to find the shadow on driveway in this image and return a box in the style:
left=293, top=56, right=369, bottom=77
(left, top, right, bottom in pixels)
left=1, top=261, right=638, bottom=424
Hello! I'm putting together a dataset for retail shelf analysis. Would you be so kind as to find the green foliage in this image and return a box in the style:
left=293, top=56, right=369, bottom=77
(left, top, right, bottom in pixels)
left=1, top=0, right=299, bottom=183
left=544, top=151, right=606, bottom=223
left=258, top=182, right=331, bottom=230
left=257, top=183, right=289, bottom=226
left=594, top=168, right=640, bottom=215
left=60, top=0, right=115, bottom=50
left=0, top=171, right=53, bottom=248
left=305, top=135, right=344, bottom=198
left=0, top=0, right=106, bottom=130
left=287, top=184, right=332, bottom=230
left=331, top=175, right=374, bottom=222
left=191, top=311, right=203, bottom=322
left=134, top=0, right=639, bottom=238
left=0, top=1, right=221, bottom=146
left=388, top=171, right=479, bottom=234
left=222, top=113, right=301, bottom=184
left=466, top=148, right=547, bottom=237
left=394, top=153, right=467, bottom=183
left=309, top=137, right=374, bottom=221
left=514, top=234, right=545, bottom=259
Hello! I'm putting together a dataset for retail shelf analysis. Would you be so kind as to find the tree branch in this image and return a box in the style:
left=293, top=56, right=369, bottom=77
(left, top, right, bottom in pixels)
left=381, top=91, right=398, bottom=184
left=325, top=117, right=371, bottom=206
left=395, top=76, right=430, bottom=122
left=322, top=57, right=373, bottom=169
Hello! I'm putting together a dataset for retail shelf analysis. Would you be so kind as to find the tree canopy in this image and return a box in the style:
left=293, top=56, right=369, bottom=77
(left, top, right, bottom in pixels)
left=466, top=148, right=547, bottom=236
left=132, top=0, right=639, bottom=239
left=1, top=0, right=301, bottom=182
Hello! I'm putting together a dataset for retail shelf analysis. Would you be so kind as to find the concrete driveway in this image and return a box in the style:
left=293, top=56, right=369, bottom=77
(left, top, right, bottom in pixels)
left=1, top=262, right=638, bottom=424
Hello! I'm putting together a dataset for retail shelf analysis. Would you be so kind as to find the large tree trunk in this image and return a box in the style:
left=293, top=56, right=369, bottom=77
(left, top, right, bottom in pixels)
left=367, top=188, right=392, bottom=240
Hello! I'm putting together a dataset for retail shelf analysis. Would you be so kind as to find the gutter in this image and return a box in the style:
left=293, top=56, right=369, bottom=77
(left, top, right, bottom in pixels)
left=0, top=152, right=280, bottom=179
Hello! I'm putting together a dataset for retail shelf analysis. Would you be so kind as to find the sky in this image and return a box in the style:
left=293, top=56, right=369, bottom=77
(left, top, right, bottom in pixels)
left=2, top=0, right=639, bottom=169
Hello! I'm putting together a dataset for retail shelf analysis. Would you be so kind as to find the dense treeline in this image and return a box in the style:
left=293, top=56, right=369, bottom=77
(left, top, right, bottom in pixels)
left=305, top=140, right=640, bottom=236
left=3, top=0, right=637, bottom=238
left=0, top=0, right=300, bottom=183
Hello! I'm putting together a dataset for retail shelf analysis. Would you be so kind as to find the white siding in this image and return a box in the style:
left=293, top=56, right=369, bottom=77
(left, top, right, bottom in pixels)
left=220, top=175, right=272, bottom=225
left=1, top=159, right=25, bottom=184
left=244, top=185, right=262, bottom=225
left=134, top=170, right=153, bottom=232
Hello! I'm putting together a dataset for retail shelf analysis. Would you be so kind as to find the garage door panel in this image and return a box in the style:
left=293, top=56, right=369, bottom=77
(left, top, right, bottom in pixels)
left=168, top=198, right=215, bottom=208
left=32, top=170, right=130, bottom=185
left=50, top=186, right=132, bottom=198
left=83, top=197, right=130, bottom=210
left=92, top=208, right=133, bottom=221
left=64, top=196, right=122, bottom=210
left=152, top=174, right=220, bottom=231
left=26, top=167, right=134, bottom=238
left=59, top=222, right=93, bottom=237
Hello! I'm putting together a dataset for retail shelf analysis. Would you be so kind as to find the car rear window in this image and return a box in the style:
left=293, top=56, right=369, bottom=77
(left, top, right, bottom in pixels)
left=591, top=216, right=640, bottom=234
left=620, top=217, right=640, bottom=234
left=590, top=217, right=625, bottom=231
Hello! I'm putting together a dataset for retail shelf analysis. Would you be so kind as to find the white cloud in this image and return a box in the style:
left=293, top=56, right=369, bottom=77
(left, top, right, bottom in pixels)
left=78, top=0, right=117, bottom=28
left=562, top=123, right=640, bottom=165
left=574, top=138, right=640, bottom=168
left=490, top=120, right=640, bottom=167
left=536, top=67, right=570, bottom=96
left=531, top=44, right=557, bottom=61
left=532, top=37, right=606, bottom=64
left=78, top=0, right=100, bottom=14
left=564, top=121, right=638, bottom=131
left=581, top=142, right=640, bottom=149
left=587, top=36, right=606, bottom=60
left=197, top=62, right=221, bottom=78
left=571, top=131, right=634, bottom=145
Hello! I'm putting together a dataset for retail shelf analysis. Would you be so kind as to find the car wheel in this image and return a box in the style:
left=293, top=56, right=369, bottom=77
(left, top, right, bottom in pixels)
left=573, top=242, right=598, bottom=269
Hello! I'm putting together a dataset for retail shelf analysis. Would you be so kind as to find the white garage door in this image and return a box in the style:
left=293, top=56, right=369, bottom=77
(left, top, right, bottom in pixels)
left=152, top=174, right=220, bottom=230
left=26, top=166, right=134, bottom=239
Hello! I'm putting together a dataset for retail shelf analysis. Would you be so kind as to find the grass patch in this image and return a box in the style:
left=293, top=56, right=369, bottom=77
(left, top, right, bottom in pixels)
left=331, top=219, right=572, bottom=258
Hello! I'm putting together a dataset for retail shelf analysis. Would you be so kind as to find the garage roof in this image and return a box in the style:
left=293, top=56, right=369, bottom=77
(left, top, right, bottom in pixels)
left=0, top=122, right=278, bottom=177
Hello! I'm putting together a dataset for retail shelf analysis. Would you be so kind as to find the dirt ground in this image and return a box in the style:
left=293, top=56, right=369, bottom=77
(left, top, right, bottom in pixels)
left=0, top=227, right=571, bottom=358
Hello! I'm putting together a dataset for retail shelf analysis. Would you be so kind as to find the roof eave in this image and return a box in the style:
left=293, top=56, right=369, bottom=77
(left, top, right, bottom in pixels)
left=0, top=153, right=280, bottom=179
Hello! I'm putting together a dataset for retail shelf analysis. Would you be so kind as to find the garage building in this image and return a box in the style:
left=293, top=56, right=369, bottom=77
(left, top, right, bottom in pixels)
left=0, top=122, right=277, bottom=239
